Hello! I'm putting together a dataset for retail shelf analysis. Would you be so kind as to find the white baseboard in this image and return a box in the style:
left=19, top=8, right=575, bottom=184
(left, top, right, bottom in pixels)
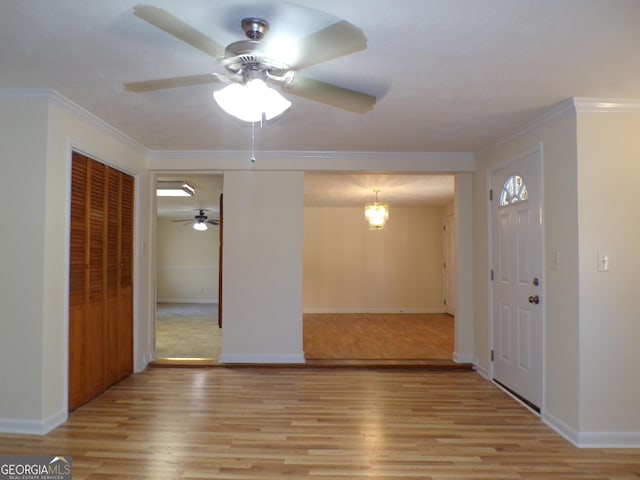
left=0, top=409, right=67, bottom=435
left=157, top=298, right=218, bottom=304
left=474, top=362, right=490, bottom=379
left=453, top=352, right=477, bottom=364
left=543, top=411, right=640, bottom=448
left=303, top=308, right=447, bottom=314
left=219, top=353, right=305, bottom=364
left=576, top=431, right=640, bottom=448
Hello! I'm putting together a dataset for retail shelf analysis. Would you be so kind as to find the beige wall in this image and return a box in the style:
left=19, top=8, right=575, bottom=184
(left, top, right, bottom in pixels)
left=220, top=171, right=304, bottom=363
left=303, top=205, right=445, bottom=312
left=156, top=218, right=219, bottom=303
left=576, top=111, right=640, bottom=436
left=0, top=91, right=149, bottom=434
left=476, top=101, right=640, bottom=446
left=475, top=106, right=581, bottom=437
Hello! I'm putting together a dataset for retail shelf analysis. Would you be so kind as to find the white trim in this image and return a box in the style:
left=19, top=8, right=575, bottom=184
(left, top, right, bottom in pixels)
left=453, top=353, right=476, bottom=364
left=576, top=431, right=640, bottom=449
left=474, top=362, right=490, bottom=380
left=542, top=411, right=580, bottom=446
left=147, top=149, right=476, bottom=172
left=0, top=89, right=147, bottom=153
left=0, top=410, right=67, bottom=435
left=573, top=97, right=640, bottom=113
left=482, top=99, right=575, bottom=152
left=157, top=266, right=218, bottom=271
left=157, top=298, right=218, bottom=304
left=219, top=353, right=305, bottom=364
left=483, top=97, right=640, bottom=154
left=302, top=307, right=447, bottom=314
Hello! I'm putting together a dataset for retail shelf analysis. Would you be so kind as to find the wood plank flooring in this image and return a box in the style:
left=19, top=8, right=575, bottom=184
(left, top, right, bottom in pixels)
left=1, top=367, right=639, bottom=479
left=303, top=313, right=454, bottom=360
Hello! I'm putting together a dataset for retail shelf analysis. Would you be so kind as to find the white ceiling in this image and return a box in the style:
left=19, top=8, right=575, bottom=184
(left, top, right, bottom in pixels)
left=3, top=1, right=640, bottom=208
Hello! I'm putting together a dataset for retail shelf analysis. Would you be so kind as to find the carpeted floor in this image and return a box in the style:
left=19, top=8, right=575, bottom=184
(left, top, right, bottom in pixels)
left=155, top=303, right=221, bottom=359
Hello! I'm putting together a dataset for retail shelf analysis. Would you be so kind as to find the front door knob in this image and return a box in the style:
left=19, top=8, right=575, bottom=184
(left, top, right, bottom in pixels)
left=528, top=295, right=540, bottom=304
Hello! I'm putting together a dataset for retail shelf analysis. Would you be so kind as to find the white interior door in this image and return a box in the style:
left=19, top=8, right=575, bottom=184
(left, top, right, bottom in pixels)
left=491, top=150, right=543, bottom=409
left=443, top=214, right=456, bottom=316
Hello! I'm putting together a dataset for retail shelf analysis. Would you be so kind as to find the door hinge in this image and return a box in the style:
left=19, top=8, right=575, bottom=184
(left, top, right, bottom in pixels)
left=443, top=224, right=446, bottom=231
left=490, top=269, right=494, bottom=281
left=444, top=298, right=447, bottom=306
left=491, top=350, right=494, bottom=362
left=489, top=189, right=493, bottom=201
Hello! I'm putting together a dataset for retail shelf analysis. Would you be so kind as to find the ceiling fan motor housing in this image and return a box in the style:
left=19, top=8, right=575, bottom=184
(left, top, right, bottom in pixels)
left=241, top=17, right=269, bottom=40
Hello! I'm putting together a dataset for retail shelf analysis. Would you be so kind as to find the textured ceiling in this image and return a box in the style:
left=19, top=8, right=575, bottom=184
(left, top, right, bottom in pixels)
left=2, top=0, right=640, bottom=154
left=3, top=1, right=639, bottom=210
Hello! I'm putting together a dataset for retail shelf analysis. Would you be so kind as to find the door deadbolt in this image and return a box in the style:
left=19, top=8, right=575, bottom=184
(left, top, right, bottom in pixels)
left=532, top=277, right=540, bottom=286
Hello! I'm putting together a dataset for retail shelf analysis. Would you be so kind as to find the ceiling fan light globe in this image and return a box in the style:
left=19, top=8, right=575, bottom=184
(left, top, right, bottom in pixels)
left=213, top=79, right=291, bottom=122
left=193, top=222, right=208, bottom=231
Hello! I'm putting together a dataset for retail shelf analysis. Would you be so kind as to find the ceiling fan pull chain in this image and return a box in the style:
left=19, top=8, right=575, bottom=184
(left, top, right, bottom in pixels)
left=250, top=120, right=256, bottom=165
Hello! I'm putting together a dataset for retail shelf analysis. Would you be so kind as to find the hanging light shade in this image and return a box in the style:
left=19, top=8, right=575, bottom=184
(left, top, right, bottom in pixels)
left=193, top=220, right=208, bottom=231
left=213, top=78, right=291, bottom=122
left=364, top=189, right=389, bottom=230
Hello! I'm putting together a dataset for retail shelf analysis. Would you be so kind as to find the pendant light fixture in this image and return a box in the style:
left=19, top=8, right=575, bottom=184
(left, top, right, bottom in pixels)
left=364, top=189, right=389, bottom=230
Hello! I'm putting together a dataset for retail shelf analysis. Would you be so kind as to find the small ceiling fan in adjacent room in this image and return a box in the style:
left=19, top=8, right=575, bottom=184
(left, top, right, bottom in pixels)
left=124, top=4, right=376, bottom=121
left=173, top=210, right=219, bottom=231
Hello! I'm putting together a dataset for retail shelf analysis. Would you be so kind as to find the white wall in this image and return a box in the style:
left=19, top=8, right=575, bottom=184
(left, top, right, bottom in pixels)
left=303, top=205, right=445, bottom=312
left=220, top=170, right=304, bottom=363
left=156, top=218, right=219, bottom=303
left=0, top=91, right=148, bottom=434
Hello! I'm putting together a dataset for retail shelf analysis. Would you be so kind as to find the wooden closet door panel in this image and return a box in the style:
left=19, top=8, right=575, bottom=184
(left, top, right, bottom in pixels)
left=87, top=160, right=106, bottom=396
left=69, top=153, right=88, bottom=411
left=117, top=173, right=134, bottom=378
left=104, top=167, right=121, bottom=386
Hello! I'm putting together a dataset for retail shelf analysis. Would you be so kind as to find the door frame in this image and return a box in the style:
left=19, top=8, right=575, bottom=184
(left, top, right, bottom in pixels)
left=487, top=143, right=546, bottom=414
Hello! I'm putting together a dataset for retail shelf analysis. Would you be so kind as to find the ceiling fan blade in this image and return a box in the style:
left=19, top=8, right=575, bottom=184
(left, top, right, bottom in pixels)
left=133, top=5, right=224, bottom=59
left=291, top=21, right=367, bottom=70
left=283, top=75, right=375, bottom=114
left=206, top=220, right=220, bottom=225
left=124, top=74, right=223, bottom=92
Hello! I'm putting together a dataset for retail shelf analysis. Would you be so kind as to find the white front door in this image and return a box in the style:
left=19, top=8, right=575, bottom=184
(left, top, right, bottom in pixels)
left=491, top=149, right=543, bottom=409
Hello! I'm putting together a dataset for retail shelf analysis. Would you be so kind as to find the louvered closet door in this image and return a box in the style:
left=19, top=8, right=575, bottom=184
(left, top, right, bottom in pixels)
left=104, top=167, right=121, bottom=386
left=86, top=159, right=107, bottom=400
left=68, top=152, right=134, bottom=411
left=68, top=154, right=88, bottom=410
left=117, top=173, right=134, bottom=378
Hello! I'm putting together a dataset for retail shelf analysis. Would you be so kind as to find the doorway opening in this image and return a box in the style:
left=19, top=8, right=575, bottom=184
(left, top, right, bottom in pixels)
left=154, top=173, right=223, bottom=362
left=302, top=173, right=458, bottom=364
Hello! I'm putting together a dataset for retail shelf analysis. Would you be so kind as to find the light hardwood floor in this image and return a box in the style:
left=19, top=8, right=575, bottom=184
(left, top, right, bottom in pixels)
left=1, top=367, right=638, bottom=479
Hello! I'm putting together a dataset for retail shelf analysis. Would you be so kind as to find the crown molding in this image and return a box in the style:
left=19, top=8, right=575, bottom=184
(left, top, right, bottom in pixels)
left=146, top=150, right=476, bottom=173
left=572, top=97, right=640, bottom=113
left=47, top=90, right=147, bottom=153
left=483, top=97, right=640, bottom=153
left=0, top=88, right=147, bottom=153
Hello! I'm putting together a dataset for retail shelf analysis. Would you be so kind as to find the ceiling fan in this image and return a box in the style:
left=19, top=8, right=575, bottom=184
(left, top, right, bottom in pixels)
left=124, top=5, right=376, bottom=116
left=173, top=210, right=219, bottom=231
